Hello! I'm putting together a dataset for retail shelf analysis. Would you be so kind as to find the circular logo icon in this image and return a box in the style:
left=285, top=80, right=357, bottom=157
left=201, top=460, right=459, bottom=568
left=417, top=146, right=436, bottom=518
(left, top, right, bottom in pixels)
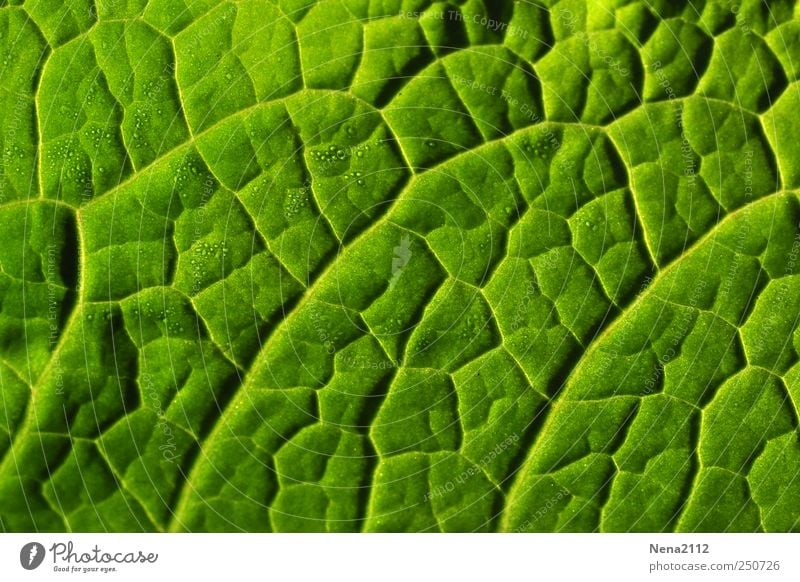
left=20, top=542, right=45, bottom=570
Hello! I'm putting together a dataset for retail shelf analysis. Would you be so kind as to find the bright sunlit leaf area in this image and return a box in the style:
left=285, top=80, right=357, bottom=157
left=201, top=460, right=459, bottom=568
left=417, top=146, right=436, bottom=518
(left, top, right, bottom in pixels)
left=1, top=0, right=799, bottom=532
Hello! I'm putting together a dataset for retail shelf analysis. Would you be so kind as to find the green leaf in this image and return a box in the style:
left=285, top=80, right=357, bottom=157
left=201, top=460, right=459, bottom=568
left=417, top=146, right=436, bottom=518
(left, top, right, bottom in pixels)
left=1, top=0, right=799, bottom=533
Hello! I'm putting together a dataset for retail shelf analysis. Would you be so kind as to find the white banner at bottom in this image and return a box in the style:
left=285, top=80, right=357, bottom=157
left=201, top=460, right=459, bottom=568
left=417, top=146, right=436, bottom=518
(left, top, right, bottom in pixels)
left=0, top=533, right=796, bottom=581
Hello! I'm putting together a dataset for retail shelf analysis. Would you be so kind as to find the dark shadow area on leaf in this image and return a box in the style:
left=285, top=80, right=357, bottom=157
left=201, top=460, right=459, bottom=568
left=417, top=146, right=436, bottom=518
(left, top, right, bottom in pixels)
left=57, top=211, right=79, bottom=332
left=373, top=49, right=436, bottom=109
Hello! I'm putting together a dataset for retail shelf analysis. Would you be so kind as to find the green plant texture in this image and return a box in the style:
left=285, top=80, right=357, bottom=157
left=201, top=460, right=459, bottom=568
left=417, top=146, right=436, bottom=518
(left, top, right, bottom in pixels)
left=1, top=0, right=800, bottom=533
